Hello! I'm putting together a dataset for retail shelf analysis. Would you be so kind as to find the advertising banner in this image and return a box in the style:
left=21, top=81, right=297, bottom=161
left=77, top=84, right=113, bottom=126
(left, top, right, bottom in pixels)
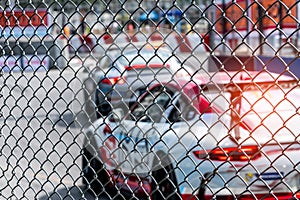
left=22, top=55, right=50, bottom=71
left=1, top=56, right=22, bottom=72
left=1, top=55, right=50, bottom=72
left=0, top=9, right=50, bottom=38
left=215, top=0, right=297, bottom=33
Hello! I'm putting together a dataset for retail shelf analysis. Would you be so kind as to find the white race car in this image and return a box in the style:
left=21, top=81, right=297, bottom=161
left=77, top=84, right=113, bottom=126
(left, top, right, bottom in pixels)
left=82, top=71, right=300, bottom=199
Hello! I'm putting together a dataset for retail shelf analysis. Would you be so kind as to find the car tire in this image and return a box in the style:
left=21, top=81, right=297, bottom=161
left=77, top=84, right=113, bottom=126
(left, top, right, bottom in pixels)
left=82, top=148, right=112, bottom=197
left=151, top=155, right=180, bottom=200
left=95, top=91, right=111, bottom=118
left=82, top=148, right=93, bottom=186
left=97, top=102, right=111, bottom=117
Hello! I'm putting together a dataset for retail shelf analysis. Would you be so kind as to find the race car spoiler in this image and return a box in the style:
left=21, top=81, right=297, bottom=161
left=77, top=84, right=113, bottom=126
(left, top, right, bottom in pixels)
left=197, top=71, right=299, bottom=141
left=198, top=71, right=299, bottom=93
left=201, top=78, right=299, bottom=93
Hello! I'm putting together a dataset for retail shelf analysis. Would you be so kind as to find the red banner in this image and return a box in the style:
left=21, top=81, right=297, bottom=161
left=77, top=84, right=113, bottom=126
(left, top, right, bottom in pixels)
left=0, top=9, right=48, bottom=27
left=215, top=0, right=297, bottom=33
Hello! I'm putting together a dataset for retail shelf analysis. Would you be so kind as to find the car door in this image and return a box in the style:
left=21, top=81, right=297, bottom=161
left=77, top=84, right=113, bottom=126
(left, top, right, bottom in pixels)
left=116, top=85, right=174, bottom=175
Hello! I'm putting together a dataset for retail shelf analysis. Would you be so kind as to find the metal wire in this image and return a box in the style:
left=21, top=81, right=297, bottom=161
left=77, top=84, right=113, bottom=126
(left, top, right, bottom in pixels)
left=0, top=1, right=300, bottom=199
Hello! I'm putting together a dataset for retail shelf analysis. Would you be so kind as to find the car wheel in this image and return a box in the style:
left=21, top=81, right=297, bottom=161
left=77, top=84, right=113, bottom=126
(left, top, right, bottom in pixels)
left=82, top=148, right=93, bottom=186
left=82, top=148, right=112, bottom=197
left=151, top=156, right=180, bottom=200
left=97, top=102, right=111, bottom=117
left=95, top=91, right=111, bottom=118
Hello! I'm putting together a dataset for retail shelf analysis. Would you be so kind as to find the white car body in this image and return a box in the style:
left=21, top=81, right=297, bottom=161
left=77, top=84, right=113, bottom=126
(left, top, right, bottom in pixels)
left=83, top=71, right=300, bottom=199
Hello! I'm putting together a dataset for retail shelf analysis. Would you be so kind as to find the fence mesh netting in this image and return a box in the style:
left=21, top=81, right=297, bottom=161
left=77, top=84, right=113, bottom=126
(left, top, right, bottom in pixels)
left=1, top=0, right=300, bottom=199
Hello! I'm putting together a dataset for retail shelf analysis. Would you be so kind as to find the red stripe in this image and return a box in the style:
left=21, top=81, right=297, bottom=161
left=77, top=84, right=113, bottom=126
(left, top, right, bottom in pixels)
left=175, top=34, right=192, bottom=52
left=204, top=192, right=300, bottom=200
left=125, top=63, right=169, bottom=70
left=103, top=34, right=113, bottom=44
left=109, top=170, right=152, bottom=197
left=181, top=194, right=198, bottom=200
left=126, top=35, right=139, bottom=42
left=150, top=33, right=163, bottom=41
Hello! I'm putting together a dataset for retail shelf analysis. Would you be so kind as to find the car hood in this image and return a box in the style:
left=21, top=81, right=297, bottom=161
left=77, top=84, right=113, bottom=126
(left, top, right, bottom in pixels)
left=160, top=110, right=300, bottom=150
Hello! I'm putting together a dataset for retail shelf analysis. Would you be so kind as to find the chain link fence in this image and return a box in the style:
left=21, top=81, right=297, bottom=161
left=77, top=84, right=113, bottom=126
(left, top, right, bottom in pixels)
left=1, top=0, right=300, bottom=199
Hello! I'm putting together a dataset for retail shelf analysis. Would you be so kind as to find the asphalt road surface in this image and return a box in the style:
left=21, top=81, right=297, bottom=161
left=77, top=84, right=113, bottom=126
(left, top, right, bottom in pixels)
left=0, top=68, right=111, bottom=199
left=0, top=52, right=208, bottom=199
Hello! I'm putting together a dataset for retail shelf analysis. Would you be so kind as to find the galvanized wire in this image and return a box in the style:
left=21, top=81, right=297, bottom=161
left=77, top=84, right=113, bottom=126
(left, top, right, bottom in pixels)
left=0, top=1, right=300, bottom=199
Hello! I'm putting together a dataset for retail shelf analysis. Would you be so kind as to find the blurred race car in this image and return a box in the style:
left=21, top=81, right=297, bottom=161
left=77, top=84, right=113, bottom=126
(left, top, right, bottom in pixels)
left=84, top=44, right=194, bottom=119
left=82, top=71, right=300, bottom=199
